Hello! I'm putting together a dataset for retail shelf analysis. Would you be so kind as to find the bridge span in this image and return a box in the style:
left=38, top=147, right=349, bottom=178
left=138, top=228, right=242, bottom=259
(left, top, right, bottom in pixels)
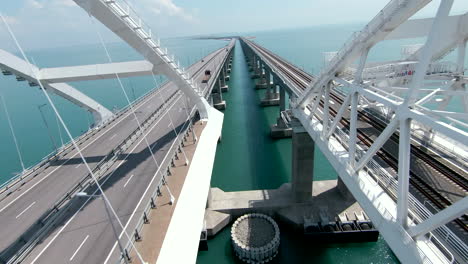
left=0, top=0, right=467, bottom=263
left=239, top=3, right=467, bottom=261
left=0, top=38, right=234, bottom=263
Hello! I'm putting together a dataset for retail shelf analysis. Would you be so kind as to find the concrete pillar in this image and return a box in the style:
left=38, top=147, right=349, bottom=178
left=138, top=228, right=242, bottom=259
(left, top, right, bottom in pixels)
left=291, top=125, right=314, bottom=202
left=255, top=65, right=268, bottom=89
left=220, top=68, right=229, bottom=92
left=279, top=86, right=286, bottom=112
left=265, top=71, right=271, bottom=96
left=224, top=66, right=230, bottom=81
left=251, top=58, right=260, bottom=79
left=212, top=79, right=226, bottom=110
left=260, top=75, right=279, bottom=106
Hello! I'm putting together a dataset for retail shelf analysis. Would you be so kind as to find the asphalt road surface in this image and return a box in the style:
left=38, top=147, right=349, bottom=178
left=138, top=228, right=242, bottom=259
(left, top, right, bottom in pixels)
left=0, top=41, right=233, bottom=264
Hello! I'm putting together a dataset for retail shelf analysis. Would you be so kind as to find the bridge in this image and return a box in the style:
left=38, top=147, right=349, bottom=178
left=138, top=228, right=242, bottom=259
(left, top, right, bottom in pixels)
left=0, top=0, right=466, bottom=263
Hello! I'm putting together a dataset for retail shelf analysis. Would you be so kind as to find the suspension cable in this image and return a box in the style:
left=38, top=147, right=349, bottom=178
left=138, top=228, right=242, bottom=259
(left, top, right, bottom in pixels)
left=0, top=13, right=146, bottom=264
left=55, top=113, right=64, bottom=147
left=0, top=93, right=26, bottom=172
left=151, top=73, right=189, bottom=165
left=89, top=16, right=178, bottom=262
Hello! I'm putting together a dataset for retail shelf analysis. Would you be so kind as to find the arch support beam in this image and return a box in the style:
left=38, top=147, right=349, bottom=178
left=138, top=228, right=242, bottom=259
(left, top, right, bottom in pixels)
left=0, top=49, right=113, bottom=125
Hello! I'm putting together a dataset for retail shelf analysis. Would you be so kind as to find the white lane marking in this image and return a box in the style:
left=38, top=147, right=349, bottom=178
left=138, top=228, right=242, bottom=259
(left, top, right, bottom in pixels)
left=74, top=164, right=81, bottom=169
left=15, top=201, right=36, bottom=219
left=30, top=94, right=188, bottom=264
left=69, top=235, right=89, bottom=261
left=0, top=79, right=175, bottom=214
left=123, top=174, right=134, bottom=188
left=28, top=48, right=226, bottom=262
left=108, top=134, right=117, bottom=141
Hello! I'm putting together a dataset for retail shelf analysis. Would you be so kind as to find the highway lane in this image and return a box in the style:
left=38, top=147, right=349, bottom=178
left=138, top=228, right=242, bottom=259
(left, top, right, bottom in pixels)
left=27, top=94, right=189, bottom=264
left=0, top=46, right=229, bottom=259
left=23, top=41, right=234, bottom=263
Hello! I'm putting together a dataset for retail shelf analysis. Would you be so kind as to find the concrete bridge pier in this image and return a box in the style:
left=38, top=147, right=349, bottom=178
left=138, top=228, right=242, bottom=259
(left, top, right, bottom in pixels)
left=223, top=66, right=230, bottom=82
left=270, top=87, right=293, bottom=138
left=211, top=78, right=226, bottom=110
left=255, top=65, right=269, bottom=89
left=251, top=58, right=261, bottom=79
left=291, top=123, right=314, bottom=202
left=220, top=67, right=229, bottom=93
left=260, top=76, right=280, bottom=106
left=245, top=51, right=254, bottom=71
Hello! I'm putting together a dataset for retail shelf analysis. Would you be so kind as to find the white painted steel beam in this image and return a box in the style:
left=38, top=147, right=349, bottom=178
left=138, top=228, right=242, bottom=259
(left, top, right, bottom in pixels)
left=397, top=117, right=411, bottom=228
left=404, top=0, right=454, bottom=106
left=40, top=60, right=155, bottom=83
left=298, top=0, right=432, bottom=108
left=245, top=0, right=467, bottom=260
left=348, top=92, right=358, bottom=168
left=292, top=107, right=448, bottom=264
left=73, top=0, right=212, bottom=119
left=405, top=13, right=468, bottom=61
left=0, top=49, right=113, bottom=125
left=385, top=13, right=468, bottom=41
left=354, top=117, right=399, bottom=173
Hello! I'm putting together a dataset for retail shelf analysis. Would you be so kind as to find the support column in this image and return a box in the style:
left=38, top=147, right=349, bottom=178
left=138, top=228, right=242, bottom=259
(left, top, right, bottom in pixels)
left=212, top=78, right=226, bottom=110
left=247, top=52, right=254, bottom=72
left=227, top=59, right=232, bottom=73
left=224, top=66, right=230, bottom=82
left=220, top=68, right=228, bottom=93
left=255, top=64, right=268, bottom=89
left=279, top=85, right=286, bottom=112
left=292, top=125, right=314, bottom=202
left=260, top=75, right=280, bottom=106
left=251, top=57, right=260, bottom=79
left=270, top=85, right=292, bottom=138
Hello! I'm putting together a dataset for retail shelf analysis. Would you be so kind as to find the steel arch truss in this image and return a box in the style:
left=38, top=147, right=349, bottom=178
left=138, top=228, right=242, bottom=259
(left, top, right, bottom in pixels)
left=293, top=0, right=467, bottom=263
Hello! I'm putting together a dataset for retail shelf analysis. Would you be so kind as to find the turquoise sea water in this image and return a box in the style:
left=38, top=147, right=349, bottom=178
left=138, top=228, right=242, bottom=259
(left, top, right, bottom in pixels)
left=196, top=40, right=399, bottom=264
left=0, top=24, right=466, bottom=263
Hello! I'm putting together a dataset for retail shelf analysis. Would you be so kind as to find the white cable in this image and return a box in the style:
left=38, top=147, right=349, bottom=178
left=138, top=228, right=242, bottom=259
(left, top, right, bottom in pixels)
left=0, top=93, right=26, bottom=172
left=0, top=13, right=145, bottom=264
left=89, top=16, right=164, bottom=264
left=151, top=72, right=189, bottom=165
left=55, top=113, right=64, bottom=147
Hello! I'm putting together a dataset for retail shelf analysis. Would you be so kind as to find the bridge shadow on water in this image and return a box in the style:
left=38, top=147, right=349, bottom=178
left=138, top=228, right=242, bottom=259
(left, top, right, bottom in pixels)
left=0, top=119, right=189, bottom=262
left=210, top=40, right=290, bottom=192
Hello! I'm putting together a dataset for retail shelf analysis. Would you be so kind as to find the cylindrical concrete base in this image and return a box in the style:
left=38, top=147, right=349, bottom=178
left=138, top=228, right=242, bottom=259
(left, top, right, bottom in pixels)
left=231, top=213, right=280, bottom=263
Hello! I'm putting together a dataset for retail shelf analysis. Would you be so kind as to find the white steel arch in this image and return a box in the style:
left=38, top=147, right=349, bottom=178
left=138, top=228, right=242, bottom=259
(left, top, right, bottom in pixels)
left=0, top=49, right=114, bottom=125
left=290, top=0, right=467, bottom=263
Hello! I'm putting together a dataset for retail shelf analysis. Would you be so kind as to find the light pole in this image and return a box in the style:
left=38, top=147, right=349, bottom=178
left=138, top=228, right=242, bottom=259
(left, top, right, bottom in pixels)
left=37, top=103, right=58, bottom=153
left=75, top=192, right=131, bottom=264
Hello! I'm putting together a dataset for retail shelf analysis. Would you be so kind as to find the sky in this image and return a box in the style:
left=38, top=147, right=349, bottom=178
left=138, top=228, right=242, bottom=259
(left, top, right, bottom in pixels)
left=0, top=0, right=467, bottom=50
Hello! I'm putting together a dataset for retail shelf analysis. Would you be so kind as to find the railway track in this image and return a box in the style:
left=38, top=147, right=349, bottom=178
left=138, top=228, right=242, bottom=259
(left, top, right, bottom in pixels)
left=327, top=92, right=468, bottom=233
left=242, top=39, right=468, bottom=233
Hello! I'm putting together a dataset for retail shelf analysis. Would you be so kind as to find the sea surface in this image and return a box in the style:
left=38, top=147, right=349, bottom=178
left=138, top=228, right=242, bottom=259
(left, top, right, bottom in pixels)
left=0, top=24, right=466, bottom=263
